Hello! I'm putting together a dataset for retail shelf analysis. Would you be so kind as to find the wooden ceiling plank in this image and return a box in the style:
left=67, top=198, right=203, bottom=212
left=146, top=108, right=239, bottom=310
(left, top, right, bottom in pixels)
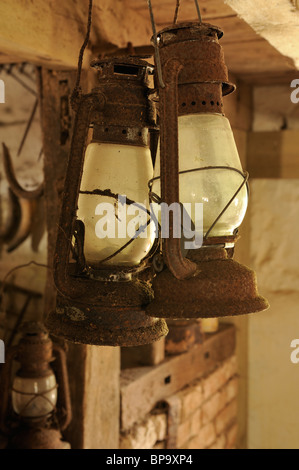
left=128, top=0, right=236, bottom=20
left=238, top=72, right=299, bottom=86
left=226, top=0, right=299, bottom=70
left=0, top=0, right=152, bottom=68
left=223, top=39, right=296, bottom=76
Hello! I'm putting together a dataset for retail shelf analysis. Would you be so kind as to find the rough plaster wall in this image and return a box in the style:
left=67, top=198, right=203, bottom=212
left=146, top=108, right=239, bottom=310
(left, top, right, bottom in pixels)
left=248, top=179, right=299, bottom=449
left=248, top=81, right=299, bottom=449
left=230, top=78, right=299, bottom=448
left=225, top=0, right=299, bottom=68
left=253, top=86, right=299, bottom=131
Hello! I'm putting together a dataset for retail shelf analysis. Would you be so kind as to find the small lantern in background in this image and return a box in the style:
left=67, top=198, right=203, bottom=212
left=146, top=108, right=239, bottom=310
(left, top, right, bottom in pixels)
left=46, top=57, right=168, bottom=346
left=146, top=13, right=269, bottom=319
left=0, top=322, right=71, bottom=449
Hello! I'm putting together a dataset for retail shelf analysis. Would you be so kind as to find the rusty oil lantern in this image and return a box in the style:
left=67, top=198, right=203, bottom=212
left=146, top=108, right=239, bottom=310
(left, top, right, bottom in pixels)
left=0, top=322, right=71, bottom=449
left=145, top=5, right=269, bottom=319
left=46, top=56, right=168, bottom=346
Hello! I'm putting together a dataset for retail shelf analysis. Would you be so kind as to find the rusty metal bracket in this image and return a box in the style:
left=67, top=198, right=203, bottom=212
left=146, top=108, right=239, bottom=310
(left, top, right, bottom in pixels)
left=159, top=58, right=197, bottom=281
left=0, top=188, right=21, bottom=243
left=52, top=344, right=72, bottom=432
left=53, top=93, right=95, bottom=300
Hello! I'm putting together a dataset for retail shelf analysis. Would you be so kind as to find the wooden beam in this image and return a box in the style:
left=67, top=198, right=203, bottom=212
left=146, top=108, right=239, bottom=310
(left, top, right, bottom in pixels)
left=209, top=15, right=259, bottom=45
left=1, top=0, right=297, bottom=82
left=226, top=0, right=299, bottom=70
left=120, top=323, right=236, bottom=431
left=156, top=14, right=257, bottom=45
left=83, top=346, right=120, bottom=449
left=129, top=2, right=298, bottom=81
left=129, top=0, right=236, bottom=23
left=223, top=39, right=296, bottom=77
left=0, top=0, right=152, bottom=68
left=236, top=71, right=299, bottom=87
left=247, top=130, right=299, bottom=178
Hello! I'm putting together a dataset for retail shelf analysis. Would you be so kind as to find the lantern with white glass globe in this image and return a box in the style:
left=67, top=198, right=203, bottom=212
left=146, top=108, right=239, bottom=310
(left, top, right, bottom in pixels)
left=146, top=19, right=269, bottom=319
left=0, top=322, right=71, bottom=449
left=46, top=57, right=168, bottom=346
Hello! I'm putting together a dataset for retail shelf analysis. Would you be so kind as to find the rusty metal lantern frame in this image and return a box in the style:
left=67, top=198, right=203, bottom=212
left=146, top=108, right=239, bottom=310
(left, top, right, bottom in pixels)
left=46, top=56, right=168, bottom=346
left=0, top=322, right=71, bottom=449
left=149, top=20, right=246, bottom=279
left=145, top=1, right=269, bottom=319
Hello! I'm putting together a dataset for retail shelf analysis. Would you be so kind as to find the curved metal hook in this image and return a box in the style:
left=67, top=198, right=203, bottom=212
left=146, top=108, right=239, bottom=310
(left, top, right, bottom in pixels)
left=0, top=188, right=21, bottom=243
left=2, top=142, right=44, bottom=199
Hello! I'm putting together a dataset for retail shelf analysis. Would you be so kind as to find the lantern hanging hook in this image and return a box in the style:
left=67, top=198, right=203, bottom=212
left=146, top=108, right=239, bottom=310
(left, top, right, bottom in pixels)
left=71, top=0, right=93, bottom=109
left=2, top=143, right=44, bottom=199
left=173, top=0, right=202, bottom=24
left=173, top=0, right=181, bottom=24
left=147, top=0, right=203, bottom=89
left=194, top=0, right=202, bottom=24
left=147, top=0, right=166, bottom=89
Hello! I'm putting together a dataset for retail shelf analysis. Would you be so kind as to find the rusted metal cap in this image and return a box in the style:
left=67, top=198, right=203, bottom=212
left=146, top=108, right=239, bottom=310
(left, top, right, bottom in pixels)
left=89, top=56, right=156, bottom=132
left=155, top=21, right=224, bottom=43
left=146, top=248, right=269, bottom=319
left=9, top=427, right=68, bottom=450
left=154, top=21, right=235, bottom=109
left=15, top=322, right=54, bottom=378
left=47, top=296, right=168, bottom=347
left=91, top=55, right=154, bottom=78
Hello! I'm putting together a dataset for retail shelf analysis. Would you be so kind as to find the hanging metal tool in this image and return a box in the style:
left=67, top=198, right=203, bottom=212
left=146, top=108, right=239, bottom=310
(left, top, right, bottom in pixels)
left=2, top=143, right=44, bottom=200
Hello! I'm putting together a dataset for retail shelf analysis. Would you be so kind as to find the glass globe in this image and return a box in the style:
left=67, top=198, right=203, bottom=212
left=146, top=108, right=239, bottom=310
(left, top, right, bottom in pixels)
left=151, top=113, right=248, bottom=240
left=12, top=372, right=57, bottom=418
left=77, top=142, right=156, bottom=267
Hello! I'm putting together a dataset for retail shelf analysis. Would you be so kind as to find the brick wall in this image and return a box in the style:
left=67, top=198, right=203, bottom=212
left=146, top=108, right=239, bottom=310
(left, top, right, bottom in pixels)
left=120, top=329, right=238, bottom=450
left=120, top=410, right=168, bottom=449
left=173, top=356, right=238, bottom=449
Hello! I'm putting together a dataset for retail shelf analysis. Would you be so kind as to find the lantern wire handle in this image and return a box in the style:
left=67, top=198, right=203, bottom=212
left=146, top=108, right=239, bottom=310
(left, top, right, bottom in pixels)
left=71, top=0, right=93, bottom=104
left=174, top=0, right=202, bottom=24
left=204, top=171, right=248, bottom=239
left=194, top=0, right=202, bottom=24
left=173, top=0, right=181, bottom=24
left=148, top=0, right=203, bottom=87
left=148, top=166, right=249, bottom=240
left=147, top=0, right=166, bottom=89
